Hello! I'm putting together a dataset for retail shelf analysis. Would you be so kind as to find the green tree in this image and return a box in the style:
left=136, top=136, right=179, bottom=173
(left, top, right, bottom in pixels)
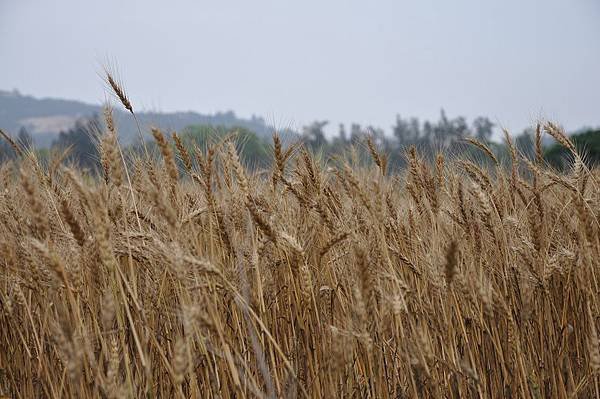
left=515, top=128, right=536, bottom=160
left=338, top=123, right=347, bottom=144
left=181, top=125, right=270, bottom=169
left=473, top=117, right=494, bottom=141
left=53, top=115, right=101, bottom=170
left=545, top=129, right=600, bottom=170
left=302, top=121, right=328, bottom=150
left=17, top=126, right=33, bottom=150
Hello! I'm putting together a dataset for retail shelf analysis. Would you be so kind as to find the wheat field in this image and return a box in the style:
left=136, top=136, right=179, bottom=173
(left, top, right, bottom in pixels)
left=0, top=92, right=599, bottom=398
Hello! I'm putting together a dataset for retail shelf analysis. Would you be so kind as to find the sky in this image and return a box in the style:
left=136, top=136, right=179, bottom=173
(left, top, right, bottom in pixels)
left=1, top=0, right=599, bottom=136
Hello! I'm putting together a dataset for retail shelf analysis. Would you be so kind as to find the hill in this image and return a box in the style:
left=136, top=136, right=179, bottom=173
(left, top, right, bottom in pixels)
left=0, top=89, right=285, bottom=147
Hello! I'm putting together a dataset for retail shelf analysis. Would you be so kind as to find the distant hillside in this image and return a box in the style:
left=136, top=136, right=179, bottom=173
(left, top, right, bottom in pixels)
left=0, top=89, right=287, bottom=147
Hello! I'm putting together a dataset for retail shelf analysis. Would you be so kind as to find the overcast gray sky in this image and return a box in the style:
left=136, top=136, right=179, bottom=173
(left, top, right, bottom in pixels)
left=1, top=0, right=599, bottom=135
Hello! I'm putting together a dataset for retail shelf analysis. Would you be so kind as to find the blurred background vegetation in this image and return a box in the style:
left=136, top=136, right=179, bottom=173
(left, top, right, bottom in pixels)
left=1, top=110, right=598, bottom=173
left=2, top=90, right=598, bottom=172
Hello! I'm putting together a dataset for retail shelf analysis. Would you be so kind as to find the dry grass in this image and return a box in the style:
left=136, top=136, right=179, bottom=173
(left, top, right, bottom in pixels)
left=0, top=112, right=599, bottom=398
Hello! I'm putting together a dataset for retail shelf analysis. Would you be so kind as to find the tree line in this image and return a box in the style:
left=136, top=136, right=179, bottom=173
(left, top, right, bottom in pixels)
left=1, top=111, right=598, bottom=172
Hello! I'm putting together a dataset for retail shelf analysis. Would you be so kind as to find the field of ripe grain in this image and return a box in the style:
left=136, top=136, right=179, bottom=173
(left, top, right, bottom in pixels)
left=0, top=115, right=598, bottom=398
